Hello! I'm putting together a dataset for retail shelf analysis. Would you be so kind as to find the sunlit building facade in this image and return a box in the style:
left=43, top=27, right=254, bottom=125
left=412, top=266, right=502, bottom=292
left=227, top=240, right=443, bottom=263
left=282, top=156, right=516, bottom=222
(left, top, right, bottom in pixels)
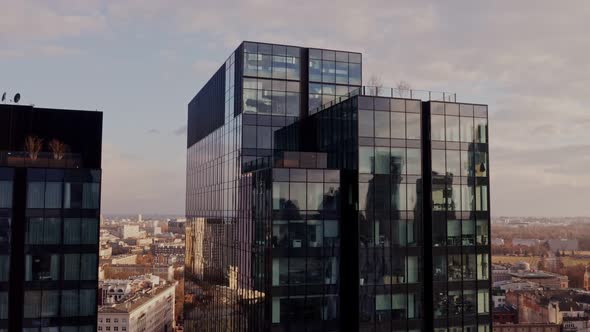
left=0, top=104, right=102, bottom=331
left=185, top=41, right=491, bottom=332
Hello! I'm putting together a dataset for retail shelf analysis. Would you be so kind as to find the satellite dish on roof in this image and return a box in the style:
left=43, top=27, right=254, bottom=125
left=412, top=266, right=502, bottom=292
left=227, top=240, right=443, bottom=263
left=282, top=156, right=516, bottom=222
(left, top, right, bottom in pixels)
left=14, top=93, right=20, bottom=103
left=1, top=92, right=5, bottom=102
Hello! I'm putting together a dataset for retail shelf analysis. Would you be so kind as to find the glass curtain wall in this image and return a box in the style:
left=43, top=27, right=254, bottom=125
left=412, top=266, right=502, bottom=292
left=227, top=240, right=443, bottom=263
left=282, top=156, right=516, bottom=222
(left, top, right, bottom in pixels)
left=430, top=102, right=490, bottom=332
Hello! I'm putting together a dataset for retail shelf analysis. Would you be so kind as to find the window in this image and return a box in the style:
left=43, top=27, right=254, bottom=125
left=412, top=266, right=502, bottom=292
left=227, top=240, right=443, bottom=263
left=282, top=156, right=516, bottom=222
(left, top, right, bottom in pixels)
left=289, top=183, right=306, bottom=210
left=64, top=182, right=83, bottom=209
left=26, top=254, right=60, bottom=281
left=349, top=63, right=361, bottom=85
left=0, top=256, right=8, bottom=281
left=359, top=146, right=374, bottom=174
left=432, top=150, right=445, bottom=176
left=390, top=112, right=405, bottom=139
left=307, top=183, right=323, bottom=210
left=83, top=183, right=100, bottom=208
left=406, top=149, right=421, bottom=175
left=358, top=110, right=374, bottom=137
left=80, top=254, right=97, bottom=280
left=446, top=150, right=461, bottom=176
left=431, top=115, right=445, bottom=141
left=273, top=182, right=289, bottom=210
left=374, top=112, right=389, bottom=138
left=79, top=289, right=96, bottom=316
left=61, top=289, right=79, bottom=317
left=477, top=254, right=489, bottom=280
left=272, top=220, right=288, bottom=248
left=44, top=182, right=62, bottom=208
left=475, top=118, right=487, bottom=143
left=374, top=147, right=390, bottom=174
left=0, top=181, right=12, bottom=208
left=445, top=116, right=460, bottom=142
left=27, top=182, right=45, bottom=208
left=478, top=290, right=489, bottom=313
left=23, top=291, right=41, bottom=318
left=460, top=116, right=474, bottom=142
left=64, top=254, right=80, bottom=280
left=476, top=219, right=489, bottom=245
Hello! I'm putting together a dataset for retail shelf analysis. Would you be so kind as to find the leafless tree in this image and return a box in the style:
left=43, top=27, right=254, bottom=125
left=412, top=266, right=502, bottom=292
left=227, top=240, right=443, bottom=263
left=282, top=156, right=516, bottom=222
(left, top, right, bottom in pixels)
left=366, top=75, right=384, bottom=88
left=48, top=139, right=66, bottom=160
left=24, top=136, right=43, bottom=160
left=396, top=80, right=411, bottom=98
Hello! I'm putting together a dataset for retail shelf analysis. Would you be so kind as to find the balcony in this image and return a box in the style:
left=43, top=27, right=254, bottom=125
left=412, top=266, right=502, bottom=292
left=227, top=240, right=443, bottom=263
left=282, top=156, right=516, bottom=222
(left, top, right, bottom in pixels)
left=0, top=151, right=83, bottom=168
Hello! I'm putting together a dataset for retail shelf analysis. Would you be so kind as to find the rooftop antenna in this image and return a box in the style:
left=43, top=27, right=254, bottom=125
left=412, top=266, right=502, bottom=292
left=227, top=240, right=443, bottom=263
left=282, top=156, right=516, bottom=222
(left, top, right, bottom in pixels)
left=13, top=93, right=20, bottom=103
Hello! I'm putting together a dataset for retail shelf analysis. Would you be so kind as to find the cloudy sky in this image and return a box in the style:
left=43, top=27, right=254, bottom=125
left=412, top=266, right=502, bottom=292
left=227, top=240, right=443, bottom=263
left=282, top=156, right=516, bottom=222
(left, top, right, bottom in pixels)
left=2, top=1, right=589, bottom=217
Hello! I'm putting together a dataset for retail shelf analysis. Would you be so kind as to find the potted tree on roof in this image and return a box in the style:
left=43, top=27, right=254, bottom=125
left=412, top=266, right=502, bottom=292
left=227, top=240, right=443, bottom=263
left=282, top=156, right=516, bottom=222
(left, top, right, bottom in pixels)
left=24, top=135, right=43, bottom=161
left=48, top=139, right=67, bottom=160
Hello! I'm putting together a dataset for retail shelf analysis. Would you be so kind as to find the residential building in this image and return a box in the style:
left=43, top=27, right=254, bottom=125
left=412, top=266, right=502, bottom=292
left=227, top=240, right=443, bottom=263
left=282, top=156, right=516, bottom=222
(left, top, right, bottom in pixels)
left=104, top=264, right=174, bottom=281
left=98, top=282, right=175, bottom=332
left=184, top=41, right=491, bottom=331
left=0, top=103, right=103, bottom=331
left=509, top=271, right=568, bottom=290
left=492, top=324, right=560, bottom=332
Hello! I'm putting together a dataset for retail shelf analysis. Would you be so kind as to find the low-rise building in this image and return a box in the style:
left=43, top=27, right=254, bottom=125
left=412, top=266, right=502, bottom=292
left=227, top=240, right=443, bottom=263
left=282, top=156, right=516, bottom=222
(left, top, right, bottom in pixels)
left=104, top=264, right=175, bottom=281
left=509, top=271, right=568, bottom=289
left=512, top=238, right=541, bottom=247
left=111, top=254, right=138, bottom=265
left=98, top=282, right=176, bottom=332
left=546, top=239, right=579, bottom=252
left=492, top=323, right=560, bottom=332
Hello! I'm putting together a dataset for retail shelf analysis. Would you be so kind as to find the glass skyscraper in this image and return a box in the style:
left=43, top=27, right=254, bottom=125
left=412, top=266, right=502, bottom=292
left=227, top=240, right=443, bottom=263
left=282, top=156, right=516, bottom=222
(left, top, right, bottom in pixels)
left=0, top=104, right=102, bottom=331
left=185, top=41, right=490, bottom=332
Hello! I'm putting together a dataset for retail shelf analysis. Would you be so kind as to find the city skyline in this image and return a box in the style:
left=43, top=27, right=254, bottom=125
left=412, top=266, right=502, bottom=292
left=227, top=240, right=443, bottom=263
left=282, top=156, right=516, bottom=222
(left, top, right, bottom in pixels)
left=3, top=1, right=590, bottom=216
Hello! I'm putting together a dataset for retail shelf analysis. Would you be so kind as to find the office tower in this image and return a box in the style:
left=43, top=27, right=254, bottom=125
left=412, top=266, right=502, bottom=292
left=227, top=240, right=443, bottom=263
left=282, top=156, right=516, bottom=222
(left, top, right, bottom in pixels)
left=185, top=41, right=491, bottom=332
left=0, top=104, right=103, bottom=331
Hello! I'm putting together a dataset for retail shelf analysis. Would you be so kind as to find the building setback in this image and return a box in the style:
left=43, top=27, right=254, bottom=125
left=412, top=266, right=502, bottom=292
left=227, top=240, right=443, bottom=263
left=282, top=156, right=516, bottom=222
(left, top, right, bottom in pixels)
left=0, top=103, right=103, bottom=331
left=184, top=41, right=491, bottom=331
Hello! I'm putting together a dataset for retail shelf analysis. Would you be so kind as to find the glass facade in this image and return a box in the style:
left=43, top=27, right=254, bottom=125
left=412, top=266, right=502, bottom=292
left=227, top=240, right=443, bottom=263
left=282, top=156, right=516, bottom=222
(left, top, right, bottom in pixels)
left=428, top=102, right=490, bottom=332
left=0, top=105, right=102, bottom=332
left=185, top=41, right=491, bottom=332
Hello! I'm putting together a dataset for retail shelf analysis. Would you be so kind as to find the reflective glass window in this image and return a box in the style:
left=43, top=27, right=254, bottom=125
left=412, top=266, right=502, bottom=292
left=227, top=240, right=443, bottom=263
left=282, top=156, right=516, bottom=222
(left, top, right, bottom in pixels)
left=272, top=56, right=287, bottom=79
left=431, top=115, right=445, bottom=141
left=446, top=116, right=460, bottom=142
left=358, top=110, right=374, bottom=137
left=391, top=148, right=406, bottom=176
left=349, top=63, right=361, bottom=85
left=406, top=113, right=421, bottom=139
left=289, top=183, right=306, bottom=210
left=406, top=149, right=421, bottom=175
left=335, top=62, right=348, bottom=84
left=461, top=116, right=474, bottom=142
left=0, top=181, right=11, bottom=208
left=322, top=60, right=336, bottom=83
left=273, top=182, right=289, bottom=210
left=26, top=254, right=60, bottom=281
left=374, top=147, right=390, bottom=174
left=359, top=147, right=374, bottom=174
left=475, top=152, right=487, bottom=177
left=390, top=112, right=405, bottom=139
left=476, top=219, right=489, bottom=245
left=309, top=59, right=322, bottom=81
left=446, top=150, right=461, bottom=177
left=432, top=150, right=446, bottom=176
left=475, top=118, right=487, bottom=143
left=27, top=182, right=45, bottom=208
left=259, top=54, right=272, bottom=78
left=374, top=112, right=389, bottom=138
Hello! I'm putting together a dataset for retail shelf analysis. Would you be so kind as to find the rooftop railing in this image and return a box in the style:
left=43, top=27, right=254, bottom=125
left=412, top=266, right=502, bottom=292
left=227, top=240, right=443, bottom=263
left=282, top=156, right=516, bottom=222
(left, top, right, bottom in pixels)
left=310, top=86, right=457, bottom=115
